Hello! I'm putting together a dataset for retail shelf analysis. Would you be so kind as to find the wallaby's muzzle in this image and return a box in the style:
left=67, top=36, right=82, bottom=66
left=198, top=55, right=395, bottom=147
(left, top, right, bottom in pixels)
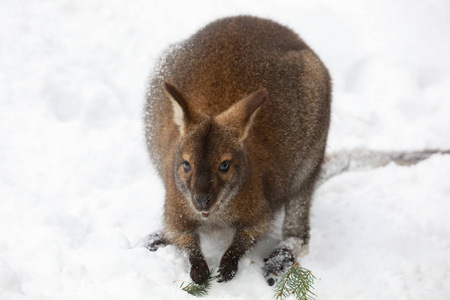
left=193, top=193, right=212, bottom=211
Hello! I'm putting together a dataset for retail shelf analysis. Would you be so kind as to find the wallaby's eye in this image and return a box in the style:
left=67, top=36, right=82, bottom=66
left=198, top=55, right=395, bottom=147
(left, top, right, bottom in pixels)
left=183, top=161, right=191, bottom=172
left=219, top=161, right=230, bottom=172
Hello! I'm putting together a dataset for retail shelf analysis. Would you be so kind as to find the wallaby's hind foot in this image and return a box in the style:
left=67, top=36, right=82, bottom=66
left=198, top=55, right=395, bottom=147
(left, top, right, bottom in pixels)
left=263, top=247, right=296, bottom=286
left=143, top=231, right=167, bottom=252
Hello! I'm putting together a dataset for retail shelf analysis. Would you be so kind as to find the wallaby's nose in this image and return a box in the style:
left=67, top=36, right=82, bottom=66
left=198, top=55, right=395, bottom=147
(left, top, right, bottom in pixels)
left=194, top=194, right=211, bottom=210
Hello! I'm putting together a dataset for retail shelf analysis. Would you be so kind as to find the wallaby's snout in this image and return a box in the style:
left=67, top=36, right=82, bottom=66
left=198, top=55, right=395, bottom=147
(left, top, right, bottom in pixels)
left=193, top=193, right=212, bottom=211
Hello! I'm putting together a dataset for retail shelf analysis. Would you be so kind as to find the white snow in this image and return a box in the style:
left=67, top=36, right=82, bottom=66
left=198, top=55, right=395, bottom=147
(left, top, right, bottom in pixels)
left=1, top=0, right=450, bottom=299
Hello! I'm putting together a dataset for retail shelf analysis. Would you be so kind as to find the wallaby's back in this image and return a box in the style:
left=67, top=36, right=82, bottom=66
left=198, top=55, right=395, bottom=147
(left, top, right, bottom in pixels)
left=146, top=16, right=331, bottom=209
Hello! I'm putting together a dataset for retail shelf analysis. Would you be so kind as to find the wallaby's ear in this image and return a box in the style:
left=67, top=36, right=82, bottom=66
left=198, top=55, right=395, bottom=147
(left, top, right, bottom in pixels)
left=164, top=82, right=198, bottom=135
left=215, top=88, right=268, bottom=142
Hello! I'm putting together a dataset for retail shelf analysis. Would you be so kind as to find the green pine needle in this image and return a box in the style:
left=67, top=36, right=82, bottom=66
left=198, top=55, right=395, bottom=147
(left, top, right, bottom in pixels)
left=179, top=269, right=218, bottom=297
left=274, top=262, right=317, bottom=300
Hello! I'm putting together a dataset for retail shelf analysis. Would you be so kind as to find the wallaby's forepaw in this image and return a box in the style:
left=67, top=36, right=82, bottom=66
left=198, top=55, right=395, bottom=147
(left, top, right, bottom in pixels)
left=217, top=250, right=239, bottom=282
left=143, top=231, right=166, bottom=252
left=190, top=258, right=210, bottom=284
left=263, top=248, right=296, bottom=286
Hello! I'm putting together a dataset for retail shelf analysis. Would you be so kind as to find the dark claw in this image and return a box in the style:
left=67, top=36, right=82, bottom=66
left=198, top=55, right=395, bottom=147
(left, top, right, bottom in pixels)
left=218, top=250, right=239, bottom=282
left=190, top=259, right=210, bottom=284
left=218, top=260, right=238, bottom=282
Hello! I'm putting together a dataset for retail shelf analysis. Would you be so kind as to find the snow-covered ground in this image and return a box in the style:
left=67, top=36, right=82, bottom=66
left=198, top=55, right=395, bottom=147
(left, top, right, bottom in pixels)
left=1, top=0, right=450, bottom=299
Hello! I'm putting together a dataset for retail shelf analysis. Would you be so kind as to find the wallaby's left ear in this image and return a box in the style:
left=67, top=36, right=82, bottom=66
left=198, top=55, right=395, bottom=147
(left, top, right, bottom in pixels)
left=215, top=88, right=268, bottom=141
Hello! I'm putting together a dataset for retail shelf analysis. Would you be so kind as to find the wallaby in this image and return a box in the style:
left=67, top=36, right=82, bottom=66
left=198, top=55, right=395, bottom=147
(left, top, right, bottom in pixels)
left=143, top=16, right=448, bottom=285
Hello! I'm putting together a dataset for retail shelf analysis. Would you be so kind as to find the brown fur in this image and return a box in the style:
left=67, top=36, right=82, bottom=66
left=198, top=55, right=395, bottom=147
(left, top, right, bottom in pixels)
left=144, top=16, right=331, bottom=284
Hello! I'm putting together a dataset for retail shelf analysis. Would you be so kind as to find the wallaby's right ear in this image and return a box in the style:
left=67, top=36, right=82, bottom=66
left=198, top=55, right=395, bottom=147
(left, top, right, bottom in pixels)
left=164, top=82, right=197, bottom=135
left=215, top=88, right=268, bottom=142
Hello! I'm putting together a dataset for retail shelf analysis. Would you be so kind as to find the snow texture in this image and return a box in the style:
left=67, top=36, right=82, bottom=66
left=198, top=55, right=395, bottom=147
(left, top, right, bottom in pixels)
left=1, top=0, right=450, bottom=299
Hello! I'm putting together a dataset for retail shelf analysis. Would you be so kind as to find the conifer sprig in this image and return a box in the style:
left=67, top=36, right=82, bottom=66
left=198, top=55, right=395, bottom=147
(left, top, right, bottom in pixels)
left=274, top=262, right=317, bottom=300
left=179, top=269, right=218, bottom=297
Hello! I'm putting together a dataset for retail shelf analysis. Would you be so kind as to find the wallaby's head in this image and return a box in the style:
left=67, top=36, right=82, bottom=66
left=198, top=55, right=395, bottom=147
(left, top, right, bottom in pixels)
left=164, top=82, right=267, bottom=218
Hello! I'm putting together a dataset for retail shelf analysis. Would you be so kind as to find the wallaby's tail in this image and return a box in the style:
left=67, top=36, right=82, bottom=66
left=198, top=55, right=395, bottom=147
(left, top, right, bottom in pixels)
left=317, top=149, right=450, bottom=187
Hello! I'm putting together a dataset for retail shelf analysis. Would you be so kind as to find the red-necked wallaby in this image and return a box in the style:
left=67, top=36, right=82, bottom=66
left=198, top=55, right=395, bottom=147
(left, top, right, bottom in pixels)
left=143, top=16, right=448, bottom=285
